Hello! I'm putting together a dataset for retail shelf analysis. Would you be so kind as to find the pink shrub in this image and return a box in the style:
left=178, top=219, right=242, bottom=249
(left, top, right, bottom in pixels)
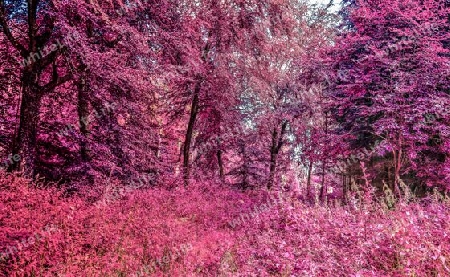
left=1, top=173, right=449, bottom=276
left=233, top=196, right=450, bottom=276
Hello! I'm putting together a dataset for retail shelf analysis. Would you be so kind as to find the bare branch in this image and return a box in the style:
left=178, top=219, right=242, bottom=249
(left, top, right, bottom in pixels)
left=0, top=0, right=28, bottom=56
left=39, top=62, right=72, bottom=93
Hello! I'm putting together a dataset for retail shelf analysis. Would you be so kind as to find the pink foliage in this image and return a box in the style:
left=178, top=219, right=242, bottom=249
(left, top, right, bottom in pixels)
left=1, top=173, right=449, bottom=276
left=0, top=0, right=449, bottom=275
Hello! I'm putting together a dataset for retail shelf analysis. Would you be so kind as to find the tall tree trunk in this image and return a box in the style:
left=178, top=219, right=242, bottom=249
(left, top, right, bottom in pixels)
left=387, top=165, right=391, bottom=190
left=183, top=80, right=201, bottom=186
left=394, top=149, right=402, bottom=197
left=217, top=136, right=224, bottom=182
left=342, top=174, right=347, bottom=205
left=6, top=0, right=40, bottom=177
left=11, top=71, right=41, bottom=177
left=306, top=160, right=313, bottom=200
left=217, top=149, right=224, bottom=181
left=391, top=134, right=403, bottom=198
left=268, top=128, right=278, bottom=190
left=268, top=120, right=288, bottom=190
left=2, top=0, right=70, bottom=178
left=242, top=144, right=249, bottom=190
left=319, top=112, right=329, bottom=201
left=77, top=69, right=91, bottom=162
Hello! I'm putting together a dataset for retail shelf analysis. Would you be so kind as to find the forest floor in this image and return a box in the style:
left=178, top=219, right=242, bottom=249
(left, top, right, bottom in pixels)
left=1, top=172, right=450, bottom=276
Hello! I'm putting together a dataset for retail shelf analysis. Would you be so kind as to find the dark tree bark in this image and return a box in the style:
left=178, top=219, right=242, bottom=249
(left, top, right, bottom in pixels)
left=342, top=174, right=347, bottom=205
left=319, top=112, right=329, bottom=201
left=268, top=120, right=288, bottom=189
left=217, top=148, right=224, bottom=181
left=1, top=0, right=71, bottom=178
left=183, top=80, right=201, bottom=186
left=306, top=160, right=313, bottom=200
left=11, top=65, right=70, bottom=177
left=241, top=143, right=249, bottom=190
left=11, top=70, right=41, bottom=176
left=77, top=68, right=91, bottom=162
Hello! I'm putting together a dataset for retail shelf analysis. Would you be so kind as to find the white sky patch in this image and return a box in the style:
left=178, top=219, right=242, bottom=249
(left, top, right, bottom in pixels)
left=308, top=0, right=341, bottom=13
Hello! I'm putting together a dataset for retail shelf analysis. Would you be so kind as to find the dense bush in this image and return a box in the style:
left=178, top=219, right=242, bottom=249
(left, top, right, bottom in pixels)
left=1, top=173, right=449, bottom=276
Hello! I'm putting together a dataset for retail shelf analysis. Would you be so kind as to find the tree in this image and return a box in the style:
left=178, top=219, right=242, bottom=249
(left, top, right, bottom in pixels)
left=329, top=0, right=450, bottom=192
left=160, top=0, right=269, bottom=186
left=0, top=0, right=71, bottom=178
